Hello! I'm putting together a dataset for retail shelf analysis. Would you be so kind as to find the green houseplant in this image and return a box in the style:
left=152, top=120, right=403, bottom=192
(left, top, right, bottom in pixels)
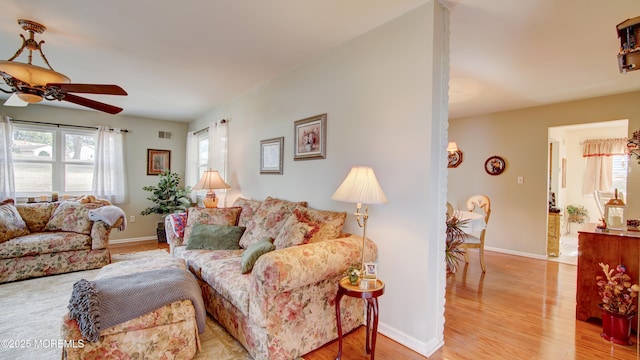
left=141, top=170, right=192, bottom=241
left=566, top=205, right=588, bottom=224
left=446, top=213, right=468, bottom=273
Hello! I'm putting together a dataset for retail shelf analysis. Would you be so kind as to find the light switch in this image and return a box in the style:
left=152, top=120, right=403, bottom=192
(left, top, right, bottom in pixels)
left=517, top=176, right=524, bottom=185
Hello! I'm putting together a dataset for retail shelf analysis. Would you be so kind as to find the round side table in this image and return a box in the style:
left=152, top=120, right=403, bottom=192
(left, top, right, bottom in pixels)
left=335, top=276, right=385, bottom=360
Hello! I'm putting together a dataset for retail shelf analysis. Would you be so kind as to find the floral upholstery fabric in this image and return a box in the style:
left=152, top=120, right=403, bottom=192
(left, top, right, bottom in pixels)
left=273, top=209, right=320, bottom=249
left=0, top=232, right=90, bottom=259
left=169, top=211, right=188, bottom=238
left=0, top=249, right=109, bottom=284
left=295, top=206, right=347, bottom=243
left=232, top=197, right=263, bottom=227
left=62, top=256, right=200, bottom=359
left=62, top=301, right=200, bottom=360
left=173, top=234, right=374, bottom=360
left=1, top=202, right=118, bottom=284
left=46, top=201, right=104, bottom=234
left=239, top=197, right=308, bottom=249
left=0, top=204, right=30, bottom=244
left=183, top=207, right=242, bottom=245
left=16, top=202, right=59, bottom=232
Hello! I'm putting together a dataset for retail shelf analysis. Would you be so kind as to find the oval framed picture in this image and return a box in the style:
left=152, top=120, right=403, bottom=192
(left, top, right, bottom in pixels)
left=484, top=155, right=505, bottom=175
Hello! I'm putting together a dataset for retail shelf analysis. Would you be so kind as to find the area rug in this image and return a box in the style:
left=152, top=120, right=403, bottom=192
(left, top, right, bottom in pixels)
left=0, top=250, right=251, bottom=360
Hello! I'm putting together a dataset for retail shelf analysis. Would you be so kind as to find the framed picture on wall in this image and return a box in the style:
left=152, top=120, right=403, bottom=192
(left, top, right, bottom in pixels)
left=147, top=149, right=171, bottom=175
left=294, top=113, right=327, bottom=160
left=260, top=137, right=284, bottom=174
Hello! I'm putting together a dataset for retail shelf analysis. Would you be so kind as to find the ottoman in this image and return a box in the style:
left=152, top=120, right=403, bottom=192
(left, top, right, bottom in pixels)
left=61, top=256, right=202, bottom=360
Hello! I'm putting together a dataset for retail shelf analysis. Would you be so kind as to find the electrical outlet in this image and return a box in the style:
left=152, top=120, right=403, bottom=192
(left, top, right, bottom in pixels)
left=517, top=176, right=524, bottom=185
left=129, top=215, right=136, bottom=223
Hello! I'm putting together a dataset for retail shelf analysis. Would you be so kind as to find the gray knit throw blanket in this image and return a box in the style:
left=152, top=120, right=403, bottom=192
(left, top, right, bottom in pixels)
left=68, top=268, right=206, bottom=342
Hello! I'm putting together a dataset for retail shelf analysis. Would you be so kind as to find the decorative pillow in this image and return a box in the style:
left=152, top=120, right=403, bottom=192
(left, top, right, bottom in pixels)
left=169, top=212, right=188, bottom=238
left=232, top=197, right=263, bottom=227
left=273, top=209, right=321, bottom=249
left=184, top=207, right=242, bottom=245
left=16, top=202, right=60, bottom=233
left=241, top=238, right=275, bottom=274
left=1, top=198, right=14, bottom=205
left=238, top=197, right=308, bottom=249
left=295, top=206, right=347, bottom=243
left=0, top=203, right=30, bottom=243
left=185, top=224, right=245, bottom=250
left=45, top=201, right=103, bottom=234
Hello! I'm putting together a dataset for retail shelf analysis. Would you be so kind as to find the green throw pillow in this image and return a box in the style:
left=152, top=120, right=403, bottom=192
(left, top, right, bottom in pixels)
left=185, top=223, right=246, bottom=250
left=241, top=239, right=275, bottom=274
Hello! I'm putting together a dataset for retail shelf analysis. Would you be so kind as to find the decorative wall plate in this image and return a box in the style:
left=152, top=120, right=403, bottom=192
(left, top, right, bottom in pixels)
left=448, top=150, right=463, bottom=168
left=484, top=155, right=505, bottom=175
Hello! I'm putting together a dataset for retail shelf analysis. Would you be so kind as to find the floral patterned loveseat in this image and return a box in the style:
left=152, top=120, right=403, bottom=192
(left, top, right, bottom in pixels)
left=0, top=200, right=117, bottom=284
left=165, top=196, right=378, bottom=360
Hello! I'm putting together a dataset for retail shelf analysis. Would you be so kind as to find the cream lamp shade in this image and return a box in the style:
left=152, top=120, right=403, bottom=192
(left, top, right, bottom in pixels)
left=332, top=166, right=386, bottom=288
left=331, top=166, right=387, bottom=205
left=447, top=142, right=459, bottom=152
left=192, top=169, right=231, bottom=208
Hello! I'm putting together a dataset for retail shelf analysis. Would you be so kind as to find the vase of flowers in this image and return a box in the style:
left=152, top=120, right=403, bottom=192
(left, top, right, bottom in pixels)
left=596, top=263, right=640, bottom=345
left=347, top=265, right=360, bottom=286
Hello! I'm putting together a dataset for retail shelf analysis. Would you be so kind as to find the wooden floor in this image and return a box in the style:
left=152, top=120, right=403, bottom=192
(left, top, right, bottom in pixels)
left=112, top=242, right=640, bottom=359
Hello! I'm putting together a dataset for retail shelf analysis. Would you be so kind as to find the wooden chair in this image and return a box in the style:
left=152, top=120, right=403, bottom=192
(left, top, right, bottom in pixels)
left=446, top=202, right=454, bottom=218
left=459, top=195, right=491, bottom=272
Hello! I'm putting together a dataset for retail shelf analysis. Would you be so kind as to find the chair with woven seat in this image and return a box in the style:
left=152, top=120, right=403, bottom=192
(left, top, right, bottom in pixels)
left=459, top=195, right=491, bottom=272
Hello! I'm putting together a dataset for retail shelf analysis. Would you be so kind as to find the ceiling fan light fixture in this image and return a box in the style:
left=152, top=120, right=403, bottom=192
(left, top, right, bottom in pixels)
left=0, top=61, right=70, bottom=86
left=16, top=92, right=43, bottom=103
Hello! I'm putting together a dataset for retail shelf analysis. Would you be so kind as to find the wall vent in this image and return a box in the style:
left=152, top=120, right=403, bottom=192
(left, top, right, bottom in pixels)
left=158, top=131, right=172, bottom=139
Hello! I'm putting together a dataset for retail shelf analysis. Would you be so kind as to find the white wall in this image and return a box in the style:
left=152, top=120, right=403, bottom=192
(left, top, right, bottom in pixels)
left=449, top=91, right=640, bottom=257
left=2, top=104, right=189, bottom=241
left=190, top=2, right=448, bottom=355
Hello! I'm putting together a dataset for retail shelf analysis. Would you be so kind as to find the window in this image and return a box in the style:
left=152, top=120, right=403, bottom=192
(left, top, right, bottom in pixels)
left=12, top=124, right=95, bottom=196
left=612, top=154, right=628, bottom=196
left=197, top=130, right=209, bottom=180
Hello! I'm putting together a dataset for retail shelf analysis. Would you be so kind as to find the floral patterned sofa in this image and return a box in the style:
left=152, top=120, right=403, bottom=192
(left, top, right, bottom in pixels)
left=0, top=200, right=118, bottom=284
left=165, top=196, right=377, bottom=360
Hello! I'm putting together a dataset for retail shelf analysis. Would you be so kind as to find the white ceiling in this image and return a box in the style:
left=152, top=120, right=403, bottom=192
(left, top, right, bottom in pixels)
left=1, top=0, right=639, bottom=122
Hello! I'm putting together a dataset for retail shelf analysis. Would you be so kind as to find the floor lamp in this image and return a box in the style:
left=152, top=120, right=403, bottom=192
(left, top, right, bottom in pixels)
left=332, top=166, right=387, bottom=283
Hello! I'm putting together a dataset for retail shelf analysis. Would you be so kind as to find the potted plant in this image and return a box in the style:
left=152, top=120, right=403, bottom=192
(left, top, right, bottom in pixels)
left=141, top=170, right=192, bottom=241
left=445, top=213, right=468, bottom=273
left=596, top=263, right=640, bottom=345
left=566, top=205, right=588, bottom=224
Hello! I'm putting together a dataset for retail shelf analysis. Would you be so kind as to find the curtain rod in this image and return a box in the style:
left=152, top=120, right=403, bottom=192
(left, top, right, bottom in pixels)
left=193, top=119, right=227, bottom=136
left=10, top=118, right=129, bottom=133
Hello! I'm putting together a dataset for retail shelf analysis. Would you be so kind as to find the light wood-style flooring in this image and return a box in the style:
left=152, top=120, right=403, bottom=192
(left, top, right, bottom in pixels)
left=112, top=242, right=640, bottom=359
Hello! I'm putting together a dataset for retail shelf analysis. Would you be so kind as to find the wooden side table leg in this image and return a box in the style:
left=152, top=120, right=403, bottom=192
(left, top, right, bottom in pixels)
left=335, top=292, right=344, bottom=360
left=363, top=298, right=380, bottom=359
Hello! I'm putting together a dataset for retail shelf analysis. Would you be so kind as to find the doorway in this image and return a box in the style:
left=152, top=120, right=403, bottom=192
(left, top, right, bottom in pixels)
left=547, top=119, right=629, bottom=265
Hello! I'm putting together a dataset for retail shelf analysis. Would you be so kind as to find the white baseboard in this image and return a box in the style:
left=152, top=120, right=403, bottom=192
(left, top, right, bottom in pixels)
left=109, top=236, right=157, bottom=245
left=377, top=322, right=444, bottom=357
left=484, top=246, right=547, bottom=260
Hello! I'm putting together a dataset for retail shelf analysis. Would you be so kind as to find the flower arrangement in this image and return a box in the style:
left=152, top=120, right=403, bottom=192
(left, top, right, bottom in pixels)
left=346, top=265, right=361, bottom=285
left=566, top=205, right=588, bottom=224
left=596, top=263, right=640, bottom=315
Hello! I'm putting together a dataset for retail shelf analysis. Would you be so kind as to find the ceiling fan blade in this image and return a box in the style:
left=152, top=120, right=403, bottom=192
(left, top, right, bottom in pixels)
left=46, top=83, right=128, bottom=96
left=61, top=93, right=123, bottom=114
left=3, top=93, right=28, bottom=107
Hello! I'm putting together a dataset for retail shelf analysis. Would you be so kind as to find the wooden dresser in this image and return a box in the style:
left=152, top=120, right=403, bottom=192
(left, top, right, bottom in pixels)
left=547, top=212, right=561, bottom=257
left=576, top=223, right=639, bottom=329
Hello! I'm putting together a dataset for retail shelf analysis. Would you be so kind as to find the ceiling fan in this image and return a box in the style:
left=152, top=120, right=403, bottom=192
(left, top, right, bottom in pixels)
left=0, top=19, right=127, bottom=114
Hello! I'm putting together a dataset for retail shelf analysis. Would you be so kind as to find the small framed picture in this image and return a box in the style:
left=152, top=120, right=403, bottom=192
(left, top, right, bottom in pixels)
left=294, top=113, right=327, bottom=160
left=363, top=263, right=377, bottom=280
left=260, top=137, right=284, bottom=174
left=147, top=149, right=171, bottom=175
left=484, top=155, right=506, bottom=176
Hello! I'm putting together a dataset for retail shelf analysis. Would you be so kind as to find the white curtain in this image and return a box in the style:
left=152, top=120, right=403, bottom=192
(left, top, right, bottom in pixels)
left=582, top=137, right=627, bottom=195
left=0, top=116, right=15, bottom=200
left=92, top=126, right=127, bottom=203
left=185, top=131, right=198, bottom=202
left=208, top=119, right=228, bottom=205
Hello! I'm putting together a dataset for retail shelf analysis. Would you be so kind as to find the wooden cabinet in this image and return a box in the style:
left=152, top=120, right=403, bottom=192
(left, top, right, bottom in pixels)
left=576, top=224, right=639, bottom=330
left=547, top=212, right=561, bottom=257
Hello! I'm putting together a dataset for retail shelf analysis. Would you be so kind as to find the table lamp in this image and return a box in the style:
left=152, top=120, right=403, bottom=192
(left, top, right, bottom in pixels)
left=192, top=169, right=231, bottom=208
left=332, top=166, right=387, bottom=278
